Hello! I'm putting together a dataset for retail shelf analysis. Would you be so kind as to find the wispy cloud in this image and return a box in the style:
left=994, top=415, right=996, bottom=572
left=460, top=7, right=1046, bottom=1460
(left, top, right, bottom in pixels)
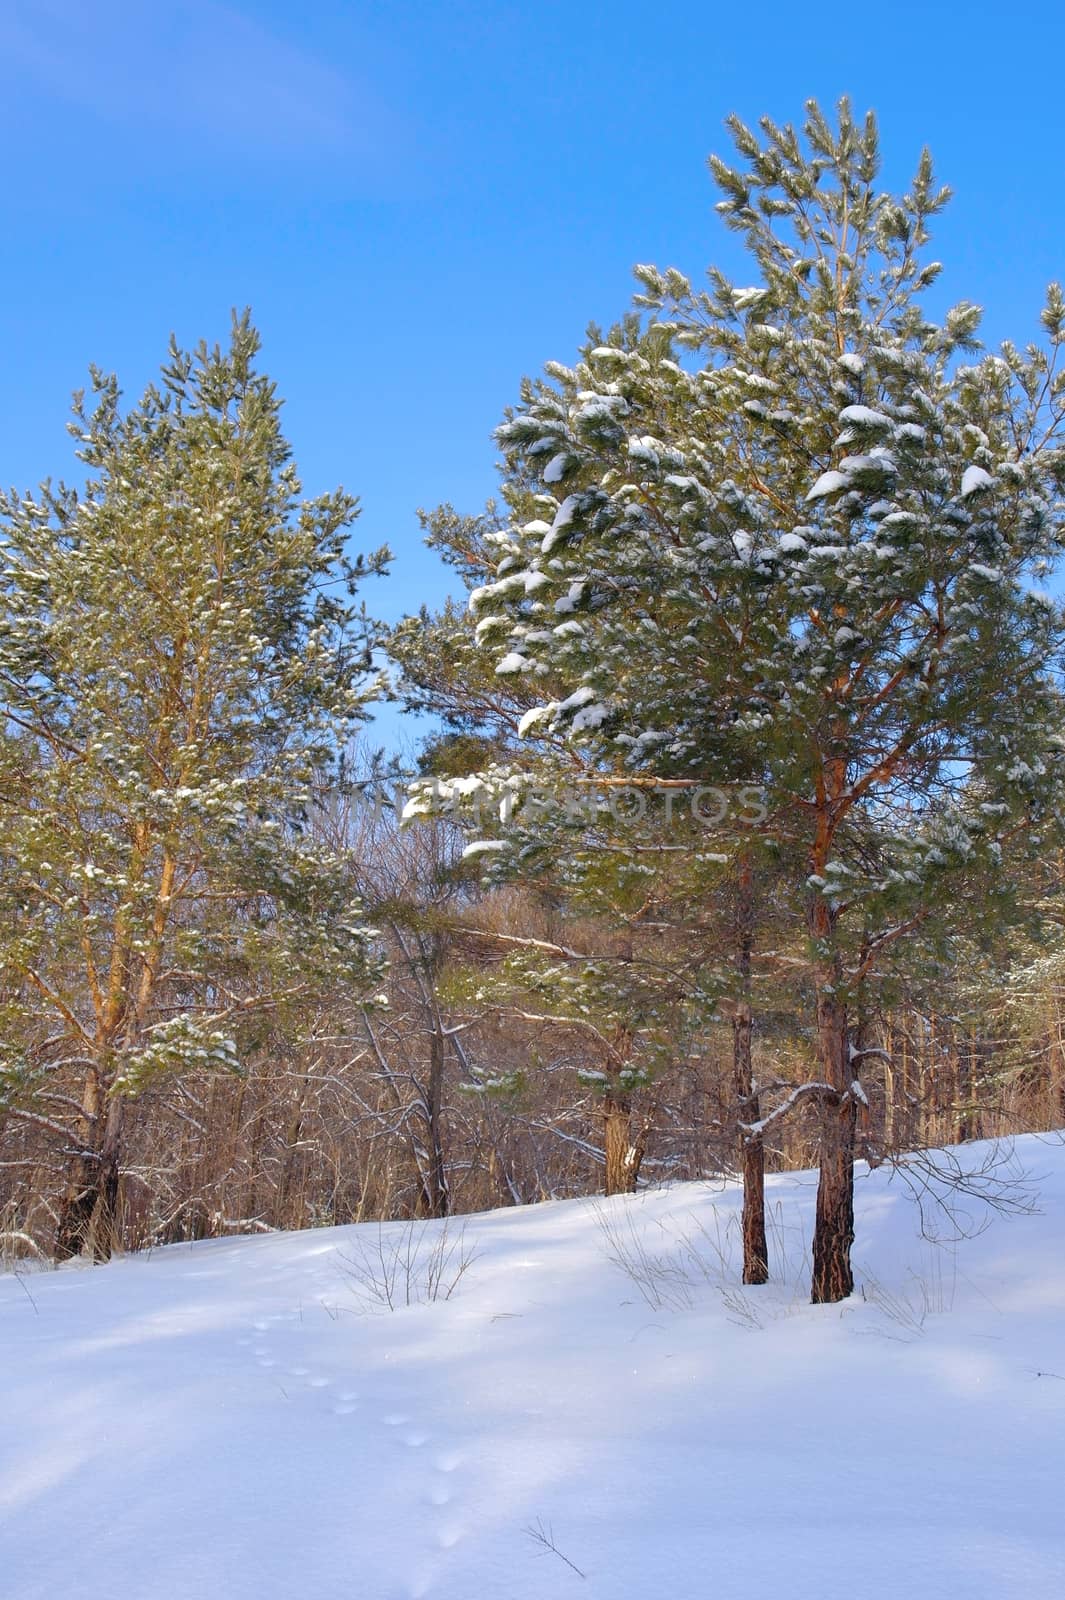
left=1, top=0, right=378, bottom=155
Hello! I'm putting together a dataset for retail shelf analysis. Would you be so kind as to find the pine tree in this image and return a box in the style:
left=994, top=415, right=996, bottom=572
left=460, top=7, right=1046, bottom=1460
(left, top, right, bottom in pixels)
left=431, top=101, right=1065, bottom=1301
left=0, top=313, right=388, bottom=1260
left=396, top=561, right=790, bottom=1228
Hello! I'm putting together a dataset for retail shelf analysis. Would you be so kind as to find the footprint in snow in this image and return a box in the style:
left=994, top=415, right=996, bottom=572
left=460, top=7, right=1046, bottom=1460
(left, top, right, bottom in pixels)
left=424, top=1448, right=464, bottom=1532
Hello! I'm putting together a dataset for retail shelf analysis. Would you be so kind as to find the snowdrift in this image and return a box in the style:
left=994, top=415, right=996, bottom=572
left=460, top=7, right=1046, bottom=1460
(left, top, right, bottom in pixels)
left=3, top=1136, right=1064, bottom=1599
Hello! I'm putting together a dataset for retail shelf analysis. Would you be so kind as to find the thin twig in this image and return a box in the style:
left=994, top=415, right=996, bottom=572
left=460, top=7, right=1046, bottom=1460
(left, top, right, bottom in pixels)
left=524, top=1518, right=586, bottom=1580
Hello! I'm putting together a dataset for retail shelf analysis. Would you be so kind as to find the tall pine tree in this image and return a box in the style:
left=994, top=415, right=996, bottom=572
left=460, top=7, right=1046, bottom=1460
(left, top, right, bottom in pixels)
left=425, top=101, right=1065, bottom=1301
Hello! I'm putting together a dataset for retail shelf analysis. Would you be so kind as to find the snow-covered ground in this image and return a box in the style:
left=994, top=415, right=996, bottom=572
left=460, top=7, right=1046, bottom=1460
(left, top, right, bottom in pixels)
left=3, top=1137, right=1065, bottom=1599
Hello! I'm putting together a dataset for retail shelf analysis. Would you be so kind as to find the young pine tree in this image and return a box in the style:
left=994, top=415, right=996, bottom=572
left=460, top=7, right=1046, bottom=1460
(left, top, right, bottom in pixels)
left=0, top=313, right=387, bottom=1260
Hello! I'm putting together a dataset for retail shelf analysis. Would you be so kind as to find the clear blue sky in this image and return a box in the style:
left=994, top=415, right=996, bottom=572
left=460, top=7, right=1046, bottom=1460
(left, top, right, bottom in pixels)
left=2, top=0, right=1062, bottom=738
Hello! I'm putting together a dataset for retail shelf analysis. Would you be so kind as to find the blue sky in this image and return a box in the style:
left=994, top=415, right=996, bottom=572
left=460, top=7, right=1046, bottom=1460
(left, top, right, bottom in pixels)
left=2, top=0, right=1062, bottom=740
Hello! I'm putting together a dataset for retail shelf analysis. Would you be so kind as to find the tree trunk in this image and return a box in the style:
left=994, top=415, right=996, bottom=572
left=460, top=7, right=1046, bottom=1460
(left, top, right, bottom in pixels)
left=734, top=1013, right=768, bottom=1285
left=1042, top=998, right=1055, bottom=1126
left=393, top=927, right=450, bottom=1220
left=810, top=989, right=855, bottom=1303
left=956, top=1032, right=973, bottom=1143
left=55, top=1075, right=125, bottom=1263
left=883, top=1022, right=896, bottom=1151
left=424, top=1022, right=449, bottom=1219
left=604, top=1086, right=643, bottom=1195
left=733, top=852, right=767, bottom=1283
left=54, top=1070, right=101, bottom=1261
left=275, top=1074, right=310, bottom=1229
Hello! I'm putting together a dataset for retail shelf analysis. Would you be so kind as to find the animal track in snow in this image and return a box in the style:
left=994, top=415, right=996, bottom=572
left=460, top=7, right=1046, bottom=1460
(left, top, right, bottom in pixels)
left=240, top=1315, right=338, bottom=1406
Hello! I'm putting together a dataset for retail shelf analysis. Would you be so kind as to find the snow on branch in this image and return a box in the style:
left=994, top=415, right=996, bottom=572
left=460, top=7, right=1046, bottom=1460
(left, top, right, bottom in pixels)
left=740, top=1081, right=839, bottom=1139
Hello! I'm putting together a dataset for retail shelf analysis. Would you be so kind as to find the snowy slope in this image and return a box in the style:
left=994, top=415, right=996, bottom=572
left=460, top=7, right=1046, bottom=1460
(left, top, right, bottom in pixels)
left=2, top=1137, right=1065, bottom=1600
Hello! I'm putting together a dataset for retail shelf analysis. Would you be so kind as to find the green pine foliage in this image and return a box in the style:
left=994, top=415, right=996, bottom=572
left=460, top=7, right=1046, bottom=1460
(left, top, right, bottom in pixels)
left=0, top=313, right=387, bottom=1250
left=404, top=99, right=1065, bottom=1298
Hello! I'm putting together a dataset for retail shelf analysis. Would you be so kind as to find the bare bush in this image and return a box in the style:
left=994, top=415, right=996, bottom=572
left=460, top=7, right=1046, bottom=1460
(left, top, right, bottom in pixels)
left=593, top=1201, right=696, bottom=1313
left=337, top=1216, right=480, bottom=1312
left=595, top=1197, right=810, bottom=1327
left=858, top=1248, right=957, bottom=1340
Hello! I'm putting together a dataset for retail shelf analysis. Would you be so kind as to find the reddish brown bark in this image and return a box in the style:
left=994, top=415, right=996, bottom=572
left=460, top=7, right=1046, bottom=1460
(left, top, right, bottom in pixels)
left=54, top=1080, right=126, bottom=1262
left=733, top=853, right=767, bottom=1284
left=810, top=988, right=856, bottom=1303
left=604, top=1086, right=644, bottom=1195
